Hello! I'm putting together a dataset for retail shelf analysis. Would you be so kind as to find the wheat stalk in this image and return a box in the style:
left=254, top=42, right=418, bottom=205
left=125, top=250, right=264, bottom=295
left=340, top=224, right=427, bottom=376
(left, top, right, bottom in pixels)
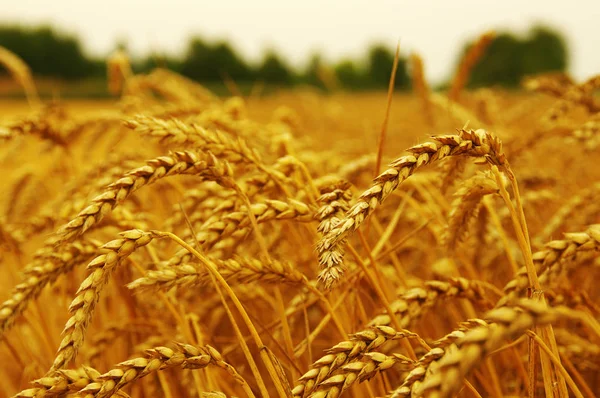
left=293, top=278, right=487, bottom=396
left=317, top=129, right=506, bottom=288
left=55, top=151, right=234, bottom=244
left=315, top=181, right=352, bottom=289
left=51, top=230, right=153, bottom=370
left=414, top=301, right=577, bottom=398
left=128, top=257, right=306, bottom=292
left=0, top=46, right=39, bottom=107
left=293, top=326, right=419, bottom=397
left=501, top=224, right=600, bottom=306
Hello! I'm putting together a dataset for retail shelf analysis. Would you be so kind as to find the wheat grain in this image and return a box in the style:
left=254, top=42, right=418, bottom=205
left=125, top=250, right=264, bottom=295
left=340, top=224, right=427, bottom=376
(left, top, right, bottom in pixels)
left=501, top=224, right=600, bottom=306
left=51, top=230, right=153, bottom=370
left=128, top=257, right=306, bottom=292
left=317, top=129, right=506, bottom=288
left=414, top=301, right=576, bottom=398
left=55, top=151, right=234, bottom=244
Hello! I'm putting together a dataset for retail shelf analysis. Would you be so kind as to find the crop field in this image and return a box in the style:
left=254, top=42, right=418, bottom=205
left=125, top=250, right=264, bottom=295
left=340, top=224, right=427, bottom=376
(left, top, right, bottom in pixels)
left=1, top=44, right=600, bottom=398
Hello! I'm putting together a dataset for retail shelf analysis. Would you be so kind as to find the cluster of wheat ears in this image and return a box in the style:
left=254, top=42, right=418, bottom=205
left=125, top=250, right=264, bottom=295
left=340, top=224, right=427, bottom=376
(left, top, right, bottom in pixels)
left=1, top=33, right=600, bottom=398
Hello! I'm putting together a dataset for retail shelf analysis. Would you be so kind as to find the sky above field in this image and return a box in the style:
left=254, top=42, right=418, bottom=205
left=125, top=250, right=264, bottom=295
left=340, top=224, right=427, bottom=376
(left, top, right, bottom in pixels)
left=3, top=0, right=599, bottom=84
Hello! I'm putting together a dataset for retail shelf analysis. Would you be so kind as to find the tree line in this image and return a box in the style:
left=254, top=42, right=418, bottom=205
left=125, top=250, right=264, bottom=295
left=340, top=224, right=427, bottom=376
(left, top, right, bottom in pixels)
left=0, top=24, right=568, bottom=90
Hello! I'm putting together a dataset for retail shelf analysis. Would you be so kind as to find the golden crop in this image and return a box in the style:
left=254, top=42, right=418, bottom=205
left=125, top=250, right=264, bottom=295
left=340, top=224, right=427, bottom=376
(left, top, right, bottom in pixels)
left=1, top=42, right=599, bottom=398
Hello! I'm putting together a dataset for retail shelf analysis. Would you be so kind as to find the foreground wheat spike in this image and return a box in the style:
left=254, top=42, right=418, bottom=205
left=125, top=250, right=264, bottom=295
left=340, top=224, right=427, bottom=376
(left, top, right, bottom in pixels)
left=18, top=344, right=246, bottom=398
left=15, top=366, right=107, bottom=397
left=55, top=151, right=233, bottom=244
left=306, top=352, right=415, bottom=398
left=292, top=326, right=419, bottom=398
left=197, top=198, right=314, bottom=248
left=389, top=322, right=484, bottom=397
left=165, top=198, right=314, bottom=267
left=500, top=224, right=600, bottom=306
left=315, top=181, right=352, bottom=289
left=391, top=301, right=575, bottom=397
left=125, top=116, right=263, bottom=166
left=293, top=278, right=487, bottom=396
left=368, top=278, right=488, bottom=328
left=79, top=344, right=248, bottom=398
left=0, top=239, right=99, bottom=338
left=51, top=230, right=153, bottom=370
left=128, top=256, right=306, bottom=292
left=317, top=129, right=506, bottom=288
left=414, top=301, right=576, bottom=398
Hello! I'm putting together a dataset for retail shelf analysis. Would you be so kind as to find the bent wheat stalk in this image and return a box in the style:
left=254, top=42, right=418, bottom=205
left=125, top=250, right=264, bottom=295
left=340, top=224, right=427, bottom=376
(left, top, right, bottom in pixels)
left=0, top=46, right=39, bottom=107
left=317, top=129, right=506, bottom=288
left=51, top=230, right=153, bottom=370
left=500, top=224, right=600, bottom=306
left=315, top=181, right=352, bottom=289
left=415, top=301, right=579, bottom=398
left=293, top=278, right=487, bottom=397
left=56, top=151, right=234, bottom=244
left=128, top=257, right=306, bottom=292
left=19, top=343, right=253, bottom=398
left=292, top=326, right=419, bottom=397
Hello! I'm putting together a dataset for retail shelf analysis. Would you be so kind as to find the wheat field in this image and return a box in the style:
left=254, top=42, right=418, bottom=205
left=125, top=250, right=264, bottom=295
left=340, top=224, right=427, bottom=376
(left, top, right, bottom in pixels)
left=1, top=41, right=600, bottom=398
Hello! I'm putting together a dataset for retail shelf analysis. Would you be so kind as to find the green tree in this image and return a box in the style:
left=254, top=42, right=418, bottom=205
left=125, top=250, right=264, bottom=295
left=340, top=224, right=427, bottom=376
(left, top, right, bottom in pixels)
left=0, top=25, right=99, bottom=79
left=180, top=38, right=212, bottom=80
left=334, top=59, right=365, bottom=88
left=458, top=25, right=569, bottom=88
left=211, top=42, right=253, bottom=81
left=522, top=26, right=568, bottom=75
left=366, top=44, right=410, bottom=89
left=181, top=38, right=252, bottom=82
left=256, top=51, right=293, bottom=84
left=467, top=33, right=524, bottom=87
left=301, top=52, right=326, bottom=89
left=137, top=53, right=183, bottom=74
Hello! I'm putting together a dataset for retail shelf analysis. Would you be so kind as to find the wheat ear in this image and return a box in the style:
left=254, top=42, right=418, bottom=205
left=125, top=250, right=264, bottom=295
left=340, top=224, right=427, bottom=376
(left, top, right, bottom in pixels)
left=500, top=224, right=600, bottom=306
left=55, top=151, right=233, bottom=245
left=317, top=129, right=506, bottom=288
left=51, top=230, right=153, bottom=370
left=415, top=301, right=576, bottom=398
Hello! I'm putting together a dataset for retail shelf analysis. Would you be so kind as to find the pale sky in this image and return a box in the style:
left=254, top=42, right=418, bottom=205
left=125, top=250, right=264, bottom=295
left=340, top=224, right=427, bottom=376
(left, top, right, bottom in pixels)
left=3, top=0, right=599, bottom=84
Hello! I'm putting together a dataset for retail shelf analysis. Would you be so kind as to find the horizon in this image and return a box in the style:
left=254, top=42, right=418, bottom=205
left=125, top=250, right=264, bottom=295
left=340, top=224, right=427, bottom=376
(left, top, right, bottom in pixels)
left=3, top=0, right=599, bottom=85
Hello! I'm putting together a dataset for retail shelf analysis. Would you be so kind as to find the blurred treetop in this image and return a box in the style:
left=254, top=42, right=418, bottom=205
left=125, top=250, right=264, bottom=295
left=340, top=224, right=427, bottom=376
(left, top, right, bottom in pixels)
left=0, top=23, right=568, bottom=91
left=457, top=25, right=568, bottom=88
